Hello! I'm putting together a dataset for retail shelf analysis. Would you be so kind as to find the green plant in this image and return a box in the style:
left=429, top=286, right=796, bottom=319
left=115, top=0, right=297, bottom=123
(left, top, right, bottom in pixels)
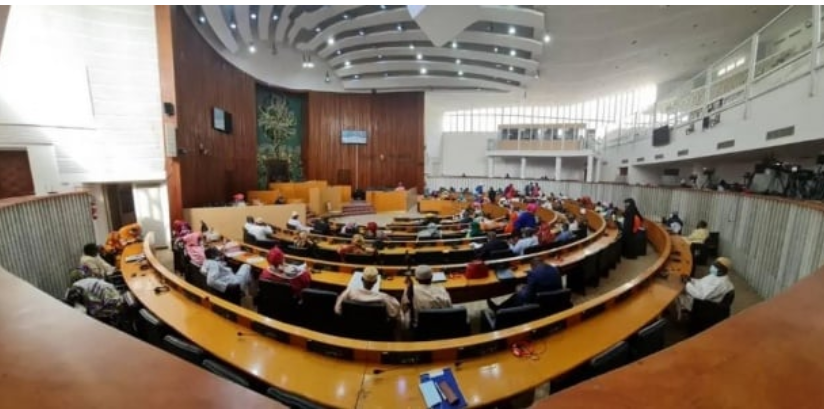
left=257, top=97, right=302, bottom=186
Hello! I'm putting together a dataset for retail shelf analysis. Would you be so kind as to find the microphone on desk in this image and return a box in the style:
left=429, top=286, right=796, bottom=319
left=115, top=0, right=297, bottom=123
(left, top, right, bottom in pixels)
left=236, top=331, right=260, bottom=337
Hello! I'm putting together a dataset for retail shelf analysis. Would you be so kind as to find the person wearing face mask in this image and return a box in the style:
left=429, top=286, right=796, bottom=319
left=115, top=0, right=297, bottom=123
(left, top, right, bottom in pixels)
left=666, top=211, right=684, bottom=234
left=674, top=257, right=735, bottom=321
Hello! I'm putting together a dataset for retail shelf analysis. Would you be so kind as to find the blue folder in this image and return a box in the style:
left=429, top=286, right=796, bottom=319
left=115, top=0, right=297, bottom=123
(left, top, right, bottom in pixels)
left=418, top=368, right=467, bottom=409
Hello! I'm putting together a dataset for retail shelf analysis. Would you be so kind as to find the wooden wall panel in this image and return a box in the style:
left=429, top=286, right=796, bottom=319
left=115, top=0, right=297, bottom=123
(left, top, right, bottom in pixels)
left=305, top=92, right=424, bottom=191
left=171, top=8, right=257, bottom=208
left=0, top=151, right=35, bottom=199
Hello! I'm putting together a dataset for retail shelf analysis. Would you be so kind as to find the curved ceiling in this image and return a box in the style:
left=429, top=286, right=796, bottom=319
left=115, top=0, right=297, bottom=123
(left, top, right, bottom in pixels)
left=184, top=5, right=786, bottom=101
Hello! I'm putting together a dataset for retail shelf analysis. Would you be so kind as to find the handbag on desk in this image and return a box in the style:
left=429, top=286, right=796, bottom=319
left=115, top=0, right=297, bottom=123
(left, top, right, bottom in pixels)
left=465, top=260, right=489, bottom=279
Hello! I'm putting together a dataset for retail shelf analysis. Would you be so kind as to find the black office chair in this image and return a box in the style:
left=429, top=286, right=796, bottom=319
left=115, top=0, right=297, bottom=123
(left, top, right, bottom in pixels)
left=413, top=251, right=446, bottom=265
left=342, top=252, right=377, bottom=265
left=266, top=387, right=324, bottom=409
left=414, top=307, right=470, bottom=340
left=340, top=300, right=393, bottom=341
left=313, top=246, right=341, bottom=262
left=608, top=239, right=621, bottom=270
left=535, top=289, right=573, bottom=316
left=256, top=281, right=300, bottom=324
left=581, top=254, right=600, bottom=288
left=481, top=304, right=542, bottom=332
left=588, top=340, right=631, bottom=378
left=523, top=244, right=546, bottom=256
left=689, top=290, right=734, bottom=335
left=691, top=242, right=708, bottom=271
left=185, top=262, right=207, bottom=290
left=162, top=334, right=206, bottom=364
left=705, top=232, right=720, bottom=258
left=630, top=318, right=667, bottom=360
left=209, top=283, right=242, bottom=306
left=136, top=308, right=166, bottom=347
left=596, top=247, right=611, bottom=278
left=563, top=261, right=586, bottom=295
left=243, top=230, right=256, bottom=246
left=201, top=359, right=251, bottom=388
left=286, top=245, right=311, bottom=258
left=301, top=288, right=341, bottom=335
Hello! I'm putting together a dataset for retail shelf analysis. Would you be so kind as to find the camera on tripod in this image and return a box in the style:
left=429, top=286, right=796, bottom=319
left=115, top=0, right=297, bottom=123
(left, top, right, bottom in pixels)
left=702, top=167, right=715, bottom=176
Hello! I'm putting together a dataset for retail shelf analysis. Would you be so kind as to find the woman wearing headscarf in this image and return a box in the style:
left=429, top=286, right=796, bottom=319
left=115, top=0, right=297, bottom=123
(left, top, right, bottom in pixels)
left=260, top=247, right=311, bottom=297
left=621, top=198, right=643, bottom=259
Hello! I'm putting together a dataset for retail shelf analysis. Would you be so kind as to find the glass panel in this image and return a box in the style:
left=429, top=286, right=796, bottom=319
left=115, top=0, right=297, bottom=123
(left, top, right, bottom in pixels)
left=755, top=6, right=812, bottom=78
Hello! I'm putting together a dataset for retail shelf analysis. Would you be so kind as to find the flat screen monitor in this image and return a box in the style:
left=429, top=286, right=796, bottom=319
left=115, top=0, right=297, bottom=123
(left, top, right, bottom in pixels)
left=652, top=126, right=670, bottom=147
left=341, top=130, right=367, bottom=145
left=212, top=107, right=232, bottom=134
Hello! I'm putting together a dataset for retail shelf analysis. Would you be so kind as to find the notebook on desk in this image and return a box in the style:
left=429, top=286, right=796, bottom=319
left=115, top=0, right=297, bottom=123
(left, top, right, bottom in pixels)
left=418, top=368, right=466, bottom=409
left=495, top=268, right=515, bottom=281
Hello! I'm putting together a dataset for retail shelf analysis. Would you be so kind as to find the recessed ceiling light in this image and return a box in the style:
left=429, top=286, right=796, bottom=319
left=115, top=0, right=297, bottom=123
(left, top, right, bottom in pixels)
left=381, top=5, right=387, bottom=10
left=494, top=47, right=499, bottom=53
left=354, top=74, right=359, bottom=79
left=409, top=44, right=415, bottom=50
left=307, top=62, right=314, bottom=68
left=452, top=41, right=458, bottom=49
left=378, top=54, right=383, bottom=59
left=455, top=59, right=461, bottom=65
left=631, top=40, right=637, bottom=45
left=336, top=50, right=341, bottom=55
left=384, top=72, right=389, bottom=77
left=345, top=61, right=351, bottom=67
left=420, top=68, right=427, bottom=74
left=343, top=14, right=349, bottom=19
left=272, top=14, right=279, bottom=21
left=230, top=22, right=237, bottom=30
left=458, top=71, right=464, bottom=76
left=359, top=30, right=365, bottom=36
left=327, top=37, right=335, bottom=45
left=198, top=15, right=206, bottom=24
left=249, top=45, right=256, bottom=53
left=543, top=34, right=551, bottom=43
left=508, top=26, right=516, bottom=35
left=496, top=64, right=501, bottom=68
left=509, top=49, right=516, bottom=56
left=251, top=13, right=257, bottom=20
left=397, top=24, right=403, bottom=31
left=509, top=66, right=513, bottom=71
left=416, top=53, right=422, bottom=60
left=315, top=27, right=321, bottom=32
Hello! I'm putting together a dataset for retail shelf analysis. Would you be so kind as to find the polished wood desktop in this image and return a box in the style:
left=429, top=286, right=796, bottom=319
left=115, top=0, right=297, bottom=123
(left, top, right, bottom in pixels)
left=0, top=267, right=279, bottom=409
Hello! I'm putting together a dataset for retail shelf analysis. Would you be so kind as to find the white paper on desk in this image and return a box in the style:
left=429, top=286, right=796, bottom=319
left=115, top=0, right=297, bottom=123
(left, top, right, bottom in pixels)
left=431, top=272, right=447, bottom=283
left=348, top=271, right=381, bottom=292
left=245, top=256, right=265, bottom=264
left=419, top=380, right=442, bottom=409
left=225, top=251, right=245, bottom=258
left=125, top=254, right=146, bottom=263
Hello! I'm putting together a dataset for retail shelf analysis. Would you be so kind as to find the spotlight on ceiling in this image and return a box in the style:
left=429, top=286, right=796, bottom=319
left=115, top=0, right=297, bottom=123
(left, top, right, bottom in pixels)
left=543, top=34, right=551, bottom=43
left=272, top=14, right=279, bottom=21
left=455, top=59, right=461, bottom=65
left=343, top=14, right=349, bottom=19
left=494, top=47, right=499, bottom=53
left=198, top=15, right=206, bottom=24
left=416, top=53, right=422, bottom=60
left=397, top=24, right=403, bottom=31
left=458, top=71, right=464, bottom=76
left=336, top=50, right=341, bottom=55
left=315, top=27, right=321, bottom=33
left=508, top=26, right=516, bottom=35
left=509, top=66, right=513, bottom=71
left=359, top=30, right=365, bottom=36
left=420, top=68, right=427, bottom=74
left=409, top=44, right=415, bottom=50
left=451, top=41, right=458, bottom=49
left=378, top=54, right=383, bottom=59
left=354, top=74, right=360, bottom=79
left=325, top=72, right=331, bottom=83
left=344, top=60, right=351, bottom=67
left=509, top=49, right=516, bottom=57
left=327, top=37, right=335, bottom=45
left=229, top=22, right=237, bottom=30
left=251, top=13, right=257, bottom=20
left=249, top=45, right=256, bottom=53
left=380, top=5, right=386, bottom=9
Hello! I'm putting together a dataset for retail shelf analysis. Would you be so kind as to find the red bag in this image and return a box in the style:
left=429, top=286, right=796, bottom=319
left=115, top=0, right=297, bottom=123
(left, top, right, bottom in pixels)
left=466, top=260, right=489, bottom=279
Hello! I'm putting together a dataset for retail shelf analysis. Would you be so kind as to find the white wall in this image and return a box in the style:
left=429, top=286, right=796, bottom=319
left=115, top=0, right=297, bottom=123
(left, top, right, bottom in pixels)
left=0, top=6, right=165, bottom=189
left=600, top=66, right=824, bottom=184
left=133, top=183, right=171, bottom=248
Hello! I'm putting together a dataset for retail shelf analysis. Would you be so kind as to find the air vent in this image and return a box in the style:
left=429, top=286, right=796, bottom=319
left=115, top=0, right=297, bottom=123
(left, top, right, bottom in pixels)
left=717, top=140, right=735, bottom=150
left=654, top=154, right=664, bottom=160
left=636, top=157, right=645, bottom=163
left=621, top=159, right=629, bottom=164
left=766, top=126, right=795, bottom=140
left=677, top=149, right=689, bottom=157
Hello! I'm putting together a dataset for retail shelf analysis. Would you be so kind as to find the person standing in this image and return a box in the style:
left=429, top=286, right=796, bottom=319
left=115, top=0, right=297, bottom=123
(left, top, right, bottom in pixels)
left=621, top=198, right=642, bottom=259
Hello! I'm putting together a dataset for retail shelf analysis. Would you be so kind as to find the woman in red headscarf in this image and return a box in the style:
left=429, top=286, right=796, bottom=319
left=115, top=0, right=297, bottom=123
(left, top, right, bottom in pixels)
left=260, top=247, right=311, bottom=297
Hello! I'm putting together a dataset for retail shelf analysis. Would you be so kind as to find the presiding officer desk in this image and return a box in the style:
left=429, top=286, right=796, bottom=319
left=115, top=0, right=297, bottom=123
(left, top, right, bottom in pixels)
left=122, top=203, right=692, bottom=407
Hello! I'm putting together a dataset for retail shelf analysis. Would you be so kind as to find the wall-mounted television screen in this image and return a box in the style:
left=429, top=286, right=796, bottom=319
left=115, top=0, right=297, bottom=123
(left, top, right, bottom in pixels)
left=212, top=107, right=232, bottom=133
left=342, top=130, right=367, bottom=145
left=652, top=125, right=670, bottom=147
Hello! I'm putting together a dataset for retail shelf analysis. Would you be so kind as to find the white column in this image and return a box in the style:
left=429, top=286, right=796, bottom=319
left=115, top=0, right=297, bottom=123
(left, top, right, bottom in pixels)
left=520, top=157, right=527, bottom=179
left=555, top=157, right=562, bottom=181
left=595, top=158, right=602, bottom=183
left=488, top=157, right=494, bottom=178
left=586, top=155, right=595, bottom=182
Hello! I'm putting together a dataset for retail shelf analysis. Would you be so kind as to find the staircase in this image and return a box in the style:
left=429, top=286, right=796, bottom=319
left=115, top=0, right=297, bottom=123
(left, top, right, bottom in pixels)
left=341, top=201, right=376, bottom=217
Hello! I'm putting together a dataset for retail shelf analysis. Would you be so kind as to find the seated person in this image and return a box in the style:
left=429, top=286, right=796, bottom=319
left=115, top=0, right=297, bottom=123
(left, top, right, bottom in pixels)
left=687, top=220, right=710, bottom=244
left=487, top=258, right=563, bottom=311
left=274, top=195, right=287, bottom=205
left=568, top=214, right=580, bottom=232
left=286, top=211, right=311, bottom=232
left=674, top=257, right=734, bottom=321
left=231, top=193, right=246, bottom=207
left=666, top=211, right=684, bottom=234
left=554, top=223, right=574, bottom=243
left=474, top=231, right=510, bottom=260
left=183, top=232, right=206, bottom=267
left=339, top=222, right=358, bottom=236
left=334, top=266, right=400, bottom=319
left=686, top=220, right=710, bottom=243
left=402, top=265, right=452, bottom=328
left=536, top=222, right=556, bottom=246
left=260, top=247, right=311, bottom=297
left=118, top=223, right=142, bottom=246
left=417, top=223, right=441, bottom=240
left=80, top=243, right=116, bottom=278
left=339, top=234, right=371, bottom=256
left=372, top=230, right=388, bottom=251
left=509, top=228, right=538, bottom=255
left=245, top=217, right=274, bottom=242
left=102, top=231, right=123, bottom=262
left=201, top=247, right=253, bottom=296
left=312, top=217, right=331, bottom=235
left=292, top=231, right=315, bottom=250
left=395, top=182, right=406, bottom=191
left=513, top=204, right=538, bottom=232
left=171, top=220, right=192, bottom=244
left=66, top=276, right=124, bottom=318
left=364, top=222, right=379, bottom=239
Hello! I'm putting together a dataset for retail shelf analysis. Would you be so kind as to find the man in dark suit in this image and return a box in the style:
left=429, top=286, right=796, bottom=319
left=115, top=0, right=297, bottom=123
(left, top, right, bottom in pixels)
left=475, top=231, right=509, bottom=260
left=487, top=258, right=562, bottom=311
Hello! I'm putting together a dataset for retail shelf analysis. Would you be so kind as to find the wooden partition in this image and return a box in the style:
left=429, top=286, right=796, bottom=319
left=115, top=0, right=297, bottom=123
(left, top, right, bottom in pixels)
left=246, top=190, right=282, bottom=205
left=184, top=204, right=305, bottom=240
left=418, top=198, right=464, bottom=215
left=335, top=185, right=352, bottom=203
left=366, top=189, right=410, bottom=212
left=268, top=181, right=329, bottom=205
left=320, top=186, right=343, bottom=212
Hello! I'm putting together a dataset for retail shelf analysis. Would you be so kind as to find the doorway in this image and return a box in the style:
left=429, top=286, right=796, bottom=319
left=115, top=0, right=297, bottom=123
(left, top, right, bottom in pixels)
left=0, top=150, right=35, bottom=199
left=104, top=184, right=136, bottom=230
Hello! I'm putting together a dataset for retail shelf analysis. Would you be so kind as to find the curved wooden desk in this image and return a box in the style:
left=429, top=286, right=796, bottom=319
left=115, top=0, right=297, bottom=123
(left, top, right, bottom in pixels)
left=123, top=215, right=687, bottom=408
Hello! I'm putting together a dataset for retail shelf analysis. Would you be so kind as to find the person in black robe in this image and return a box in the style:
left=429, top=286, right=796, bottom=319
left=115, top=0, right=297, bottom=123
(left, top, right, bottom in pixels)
left=621, top=198, right=642, bottom=259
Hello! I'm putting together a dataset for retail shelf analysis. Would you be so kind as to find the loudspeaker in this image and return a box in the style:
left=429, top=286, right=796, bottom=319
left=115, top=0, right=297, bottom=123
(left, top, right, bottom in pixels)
left=163, top=102, right=175, bottom=116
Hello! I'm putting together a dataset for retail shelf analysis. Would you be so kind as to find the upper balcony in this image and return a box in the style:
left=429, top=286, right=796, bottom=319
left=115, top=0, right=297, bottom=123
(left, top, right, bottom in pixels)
left=487, top=123, right=599, bottom=157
